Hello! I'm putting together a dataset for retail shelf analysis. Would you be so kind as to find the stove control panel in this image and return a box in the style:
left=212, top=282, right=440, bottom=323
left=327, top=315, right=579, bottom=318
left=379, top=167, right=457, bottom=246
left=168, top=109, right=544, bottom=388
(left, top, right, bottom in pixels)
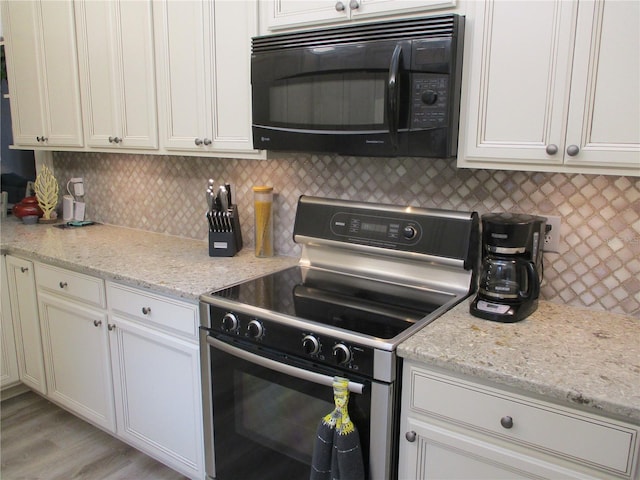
left=207, top=305, right=375, bottom=377
left=330, top=211, right=422, bottom=246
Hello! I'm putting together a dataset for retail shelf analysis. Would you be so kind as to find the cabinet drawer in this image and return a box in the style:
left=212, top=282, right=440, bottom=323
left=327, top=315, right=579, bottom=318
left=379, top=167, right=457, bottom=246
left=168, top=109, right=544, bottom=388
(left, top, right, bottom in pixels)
left=409, top=367, right=637, bottom=476
left=107, top=283, right=198, bottom=337
left=35, top=263, right=105, bottom=308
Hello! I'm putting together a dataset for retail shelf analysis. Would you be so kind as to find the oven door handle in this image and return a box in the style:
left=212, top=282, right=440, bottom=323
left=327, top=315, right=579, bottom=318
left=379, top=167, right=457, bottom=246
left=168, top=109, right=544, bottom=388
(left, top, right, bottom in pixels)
left=207, top=336, right=365, bottom=395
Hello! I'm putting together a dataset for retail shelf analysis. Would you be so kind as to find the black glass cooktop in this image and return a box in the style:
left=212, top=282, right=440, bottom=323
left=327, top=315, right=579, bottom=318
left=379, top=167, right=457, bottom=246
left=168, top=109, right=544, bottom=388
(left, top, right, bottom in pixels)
left=210, top=266, right=451, bottom=339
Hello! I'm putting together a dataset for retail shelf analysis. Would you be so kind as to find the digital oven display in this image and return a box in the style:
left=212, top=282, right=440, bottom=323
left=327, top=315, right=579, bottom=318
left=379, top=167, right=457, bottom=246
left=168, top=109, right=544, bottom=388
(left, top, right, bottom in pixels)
left=360, top=222, right=388, bottom=234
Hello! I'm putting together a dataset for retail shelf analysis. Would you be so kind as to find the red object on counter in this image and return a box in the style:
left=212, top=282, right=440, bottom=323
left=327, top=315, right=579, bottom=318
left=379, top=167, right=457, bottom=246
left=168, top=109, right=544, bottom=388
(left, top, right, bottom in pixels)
left=12, top=196, right=44, bottom=219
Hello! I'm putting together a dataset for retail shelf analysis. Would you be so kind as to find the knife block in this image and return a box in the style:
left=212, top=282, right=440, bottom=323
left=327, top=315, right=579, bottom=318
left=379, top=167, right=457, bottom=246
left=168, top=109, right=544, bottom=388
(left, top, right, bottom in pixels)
left=208, top=206, right=243, bottom=257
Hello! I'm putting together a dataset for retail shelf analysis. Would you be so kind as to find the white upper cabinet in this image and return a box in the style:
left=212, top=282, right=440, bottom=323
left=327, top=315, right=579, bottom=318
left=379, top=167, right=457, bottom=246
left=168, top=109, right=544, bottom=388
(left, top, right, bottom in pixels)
left=154, top=0, right=258, bottom=154
left=1, top=0, right=84, bottom=148
left=74, top=0, right=158, bottom=150
left=458, top=0, right=640, bottom=176
left=261, top=0, right=456, bottom=32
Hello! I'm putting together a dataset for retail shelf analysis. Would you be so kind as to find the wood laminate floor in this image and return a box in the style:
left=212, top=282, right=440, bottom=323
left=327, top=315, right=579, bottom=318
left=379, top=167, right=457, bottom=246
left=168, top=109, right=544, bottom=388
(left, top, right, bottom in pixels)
left=1, top=391, right=188, bottom=480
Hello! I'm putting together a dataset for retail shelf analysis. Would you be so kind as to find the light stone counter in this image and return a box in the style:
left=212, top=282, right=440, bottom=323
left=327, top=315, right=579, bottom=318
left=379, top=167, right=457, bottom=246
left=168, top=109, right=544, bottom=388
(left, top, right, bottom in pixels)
left=0, top=218, right=298, bottom=302
left=399, top=297, right=640, bottom=423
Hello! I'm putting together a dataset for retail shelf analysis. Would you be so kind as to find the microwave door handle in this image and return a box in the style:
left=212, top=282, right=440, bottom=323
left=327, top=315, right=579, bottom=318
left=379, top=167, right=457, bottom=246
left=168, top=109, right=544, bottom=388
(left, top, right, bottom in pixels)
left=387, top=44, right=402, bottom=151
left=206, top=335, right=365, bottom=395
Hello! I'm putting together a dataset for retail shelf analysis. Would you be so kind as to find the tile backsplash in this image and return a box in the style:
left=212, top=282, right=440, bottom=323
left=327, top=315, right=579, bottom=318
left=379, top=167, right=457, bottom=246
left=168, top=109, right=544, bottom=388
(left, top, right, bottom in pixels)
left=53, top=151, right=639, bottom=317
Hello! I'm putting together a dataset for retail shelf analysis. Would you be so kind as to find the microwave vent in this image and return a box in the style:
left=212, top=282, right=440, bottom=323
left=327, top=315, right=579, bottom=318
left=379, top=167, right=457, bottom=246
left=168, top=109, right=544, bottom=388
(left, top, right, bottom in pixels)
left=253, top=14, right=460, bottom=53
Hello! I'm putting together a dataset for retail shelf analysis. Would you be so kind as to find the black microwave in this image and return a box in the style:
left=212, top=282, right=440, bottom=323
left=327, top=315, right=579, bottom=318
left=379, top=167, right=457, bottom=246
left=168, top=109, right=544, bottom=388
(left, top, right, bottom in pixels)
left=251, top=14, right=465, bottom=158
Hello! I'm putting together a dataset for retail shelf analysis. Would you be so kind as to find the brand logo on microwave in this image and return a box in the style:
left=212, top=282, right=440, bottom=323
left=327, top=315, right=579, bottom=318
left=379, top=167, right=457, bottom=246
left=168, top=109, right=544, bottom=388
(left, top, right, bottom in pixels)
left=365, top=140, right=385, bottom=144
left=491, top=233, right=508, bottom=239
left=261, top=136, right=271, bottom=142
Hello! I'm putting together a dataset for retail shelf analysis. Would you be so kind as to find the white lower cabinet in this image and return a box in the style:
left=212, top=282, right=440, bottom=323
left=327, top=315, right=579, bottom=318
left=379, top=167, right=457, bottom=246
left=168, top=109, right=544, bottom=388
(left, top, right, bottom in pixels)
left=37, top=290, right=116, bottom=432
left=107, top=282, right=204, bottom=480
left=27, top=261, right=203, bottom=479
left=399, top=361, right=639, bottom=480
left=1, top=256, right=20, bottom=389
left=5, top=256, right=47, bottom=395
left=35, top=263, right=115, bottom=431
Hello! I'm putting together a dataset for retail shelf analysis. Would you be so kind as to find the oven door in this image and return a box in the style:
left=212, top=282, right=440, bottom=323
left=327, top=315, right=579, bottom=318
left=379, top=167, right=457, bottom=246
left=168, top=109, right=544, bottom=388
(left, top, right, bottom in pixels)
left=201, top=332, right=392, bottom=480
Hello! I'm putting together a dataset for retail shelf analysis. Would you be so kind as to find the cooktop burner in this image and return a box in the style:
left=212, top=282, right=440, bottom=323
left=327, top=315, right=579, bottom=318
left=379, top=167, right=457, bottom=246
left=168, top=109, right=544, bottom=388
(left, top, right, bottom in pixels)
left=210, top=266, right=450, bottom=339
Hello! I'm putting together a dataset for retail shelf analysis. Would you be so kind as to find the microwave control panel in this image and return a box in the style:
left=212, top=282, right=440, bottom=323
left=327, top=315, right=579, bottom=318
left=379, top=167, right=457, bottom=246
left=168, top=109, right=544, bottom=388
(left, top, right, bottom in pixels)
left=411, top=74, right=449, bottom=129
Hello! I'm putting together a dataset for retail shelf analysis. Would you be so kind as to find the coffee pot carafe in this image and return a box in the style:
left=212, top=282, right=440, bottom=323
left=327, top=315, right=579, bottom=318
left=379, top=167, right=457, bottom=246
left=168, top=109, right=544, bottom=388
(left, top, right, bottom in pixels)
left=470, top=213, right=547, bottom=322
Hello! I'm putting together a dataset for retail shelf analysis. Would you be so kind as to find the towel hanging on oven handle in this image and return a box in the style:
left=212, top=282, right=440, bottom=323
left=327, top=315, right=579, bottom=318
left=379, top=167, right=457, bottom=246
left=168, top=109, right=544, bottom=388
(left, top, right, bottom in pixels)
left=310, top=377, right=365, bottom=480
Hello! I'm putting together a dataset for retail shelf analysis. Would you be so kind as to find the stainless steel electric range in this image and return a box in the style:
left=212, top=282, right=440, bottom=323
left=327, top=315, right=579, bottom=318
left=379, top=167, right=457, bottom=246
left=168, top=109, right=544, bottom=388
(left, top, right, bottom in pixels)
left=199, top=196, right=479, bottom=480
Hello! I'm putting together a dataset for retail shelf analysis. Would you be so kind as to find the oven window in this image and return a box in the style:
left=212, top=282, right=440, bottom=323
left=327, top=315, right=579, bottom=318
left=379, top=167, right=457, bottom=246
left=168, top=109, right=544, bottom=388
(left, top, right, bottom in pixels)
left=210, top=339, right=371, bottom=480
left=236, top=372, right=332, bottom=465
left=268, top=72, right=387, bottom=129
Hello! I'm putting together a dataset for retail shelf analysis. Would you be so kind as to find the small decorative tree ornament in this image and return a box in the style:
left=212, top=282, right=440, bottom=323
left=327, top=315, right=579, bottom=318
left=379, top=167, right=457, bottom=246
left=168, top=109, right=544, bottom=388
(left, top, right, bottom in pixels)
left=34, top=165, right=59, bottom=221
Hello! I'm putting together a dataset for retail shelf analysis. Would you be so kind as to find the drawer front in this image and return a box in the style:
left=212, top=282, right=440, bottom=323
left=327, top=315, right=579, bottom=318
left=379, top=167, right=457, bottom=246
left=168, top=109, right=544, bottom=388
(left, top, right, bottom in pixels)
left=409, top=367, right=637, bottom=476
left=107, top=283, right=198, bottom=337
left=35, top=263, right=105, bottom=308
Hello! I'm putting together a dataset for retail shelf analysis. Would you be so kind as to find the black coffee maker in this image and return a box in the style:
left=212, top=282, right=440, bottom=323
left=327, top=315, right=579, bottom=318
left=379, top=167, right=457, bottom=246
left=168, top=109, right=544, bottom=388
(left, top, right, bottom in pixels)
left=470, top=213, right=547, bottom=322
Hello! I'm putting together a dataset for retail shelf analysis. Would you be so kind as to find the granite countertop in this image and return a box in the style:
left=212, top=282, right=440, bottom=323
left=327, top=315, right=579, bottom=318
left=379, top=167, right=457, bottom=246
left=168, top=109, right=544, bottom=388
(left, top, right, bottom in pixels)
left=3, top=217, right=638, bottom=424
left=399, top=298, right=640, bottom=424
left=0, top=218, right=298, bottom=302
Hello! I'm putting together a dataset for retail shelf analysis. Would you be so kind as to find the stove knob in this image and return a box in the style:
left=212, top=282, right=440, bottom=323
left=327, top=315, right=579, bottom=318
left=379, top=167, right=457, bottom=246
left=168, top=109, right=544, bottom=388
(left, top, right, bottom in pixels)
left=332, top=343, right=351, bottom=365
left=221, top=313, right=239, bottom=333
left=247, top=319, right=264, bottom=339
left=302, top=335, right=320, bottom=355
left=403, top=225, right=417, bottom=240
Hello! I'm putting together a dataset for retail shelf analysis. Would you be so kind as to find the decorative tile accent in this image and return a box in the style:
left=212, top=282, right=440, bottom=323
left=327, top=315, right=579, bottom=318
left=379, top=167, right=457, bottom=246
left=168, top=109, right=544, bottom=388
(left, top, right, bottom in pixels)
left=53, top=151, right=640, bottom=317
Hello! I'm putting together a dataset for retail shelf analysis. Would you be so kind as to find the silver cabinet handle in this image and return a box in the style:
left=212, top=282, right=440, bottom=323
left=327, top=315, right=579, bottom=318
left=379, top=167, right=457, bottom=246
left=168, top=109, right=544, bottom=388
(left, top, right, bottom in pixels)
left=195, top=138, right=203, bottom=146
left=405, top=431, right=417, bottom=442
left=335, top=1, right=345, bottom=11
left=349, top=0, right=360, bottom=9
left=108, top=323, right=116, bottom=331
left=545, top=144, right=558, bottom=155
left=500, top=416, right=514, bottom=429
left=109, top=136, right=122, bottom=144
left=203, top=138, right=212, bottom=146
left=142, top=306, right=151, bottom=315
left=93, top=320, right=102, bottom=327
left=20, top=266, right=29, bottom=273
left=59, top=281, right=68, bottom=289
left=566, top=144, right=580, bottom=156
left=36, top=136, right=48, bottom=142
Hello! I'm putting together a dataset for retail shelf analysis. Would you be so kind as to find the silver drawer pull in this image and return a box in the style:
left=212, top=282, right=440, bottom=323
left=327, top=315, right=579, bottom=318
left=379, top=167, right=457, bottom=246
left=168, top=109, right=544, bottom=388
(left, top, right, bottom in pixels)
left=93, top=320, right=102, bottom=327
left=142, top=307, right=152, bottom=315
left=59, top=281, right=68, bottom=289
left=20, top=266, right=29, bottom=273
left=108, top=324, right=116, bottom=331
left=500, top=416, right=514, bottom=429
left=405, top=431, right=417, bottom=442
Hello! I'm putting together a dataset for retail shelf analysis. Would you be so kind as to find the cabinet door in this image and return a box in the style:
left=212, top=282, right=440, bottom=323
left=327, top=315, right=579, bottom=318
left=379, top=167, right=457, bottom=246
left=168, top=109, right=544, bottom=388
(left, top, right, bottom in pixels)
left=1, top=0, right=83, bottom=148
left=399, top=417, right=600, bottom=480
left=211, top=0, right=257, bottom=151
left=1, top=257, right=20, bottom=389
left=154, top=0, right=210, bottom=151
left=38, top=292, right=115, bottom=432
left=155, top=0, right=257, bottom=153
left=564, top=0, right=640, bottom=169
left=263, top=0, right=348, bottom=31
left=350, top=0, right=455, bottom=20
left=75, top=0, right=158, bottom=150
left=5, top=256, right=47, bottom=395
left=262, top=0, right=456, bottom=31
left=458, top=0, right=576, bottom=167
left=109, top=316, right=204, bottom=479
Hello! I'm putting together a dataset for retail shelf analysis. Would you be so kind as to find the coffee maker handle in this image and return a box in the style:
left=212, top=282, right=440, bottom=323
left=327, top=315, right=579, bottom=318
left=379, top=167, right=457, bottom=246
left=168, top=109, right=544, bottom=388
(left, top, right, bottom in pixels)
left=520, top=261, right=540, bottom=300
